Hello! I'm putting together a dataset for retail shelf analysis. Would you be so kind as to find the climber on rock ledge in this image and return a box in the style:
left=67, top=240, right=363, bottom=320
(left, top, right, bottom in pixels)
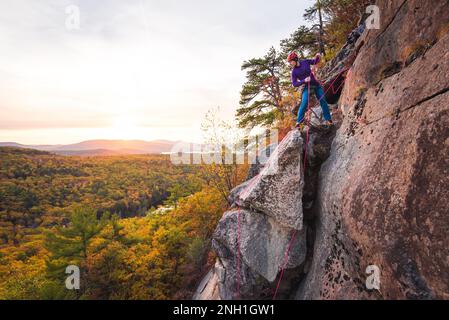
left=288, top=51, right=333, bottom=129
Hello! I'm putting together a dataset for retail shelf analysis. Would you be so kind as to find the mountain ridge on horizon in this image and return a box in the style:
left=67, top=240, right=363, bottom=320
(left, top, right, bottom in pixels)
left=0, top=139, right=189, bottom=156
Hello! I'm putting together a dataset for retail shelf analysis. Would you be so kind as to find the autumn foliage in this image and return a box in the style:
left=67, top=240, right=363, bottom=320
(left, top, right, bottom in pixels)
left=0, top=148, right=230, bottom=299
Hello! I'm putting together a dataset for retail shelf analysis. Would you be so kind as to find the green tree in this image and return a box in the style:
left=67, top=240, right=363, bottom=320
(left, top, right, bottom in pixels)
left=304, top=0, right=373, bottom=58
left=44, top=207, right=108, bottom=295
left=304, top=0, right=326, bottom=56
left=280, top=26, right=318, bottom=59
left=236, top=47, right=286, bottom=129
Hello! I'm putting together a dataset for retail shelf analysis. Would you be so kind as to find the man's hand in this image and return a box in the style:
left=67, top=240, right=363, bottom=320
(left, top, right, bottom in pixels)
left=304, top=76, right=311, bottom=83
left=315, top=53, right=321, bottom=60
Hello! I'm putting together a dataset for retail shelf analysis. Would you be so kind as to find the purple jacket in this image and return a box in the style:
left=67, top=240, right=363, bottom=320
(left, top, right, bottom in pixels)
left=291, top=56, right=320, bottom=87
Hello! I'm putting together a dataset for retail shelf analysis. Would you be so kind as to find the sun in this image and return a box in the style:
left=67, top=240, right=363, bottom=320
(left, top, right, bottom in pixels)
left=109, top=116, right=145, bottom=140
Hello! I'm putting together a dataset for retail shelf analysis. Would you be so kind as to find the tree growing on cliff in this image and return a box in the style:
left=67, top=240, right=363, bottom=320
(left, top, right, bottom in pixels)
left=304, top=0, right=326, bottom=56
left=235, top=0, right=373, bottom=132
left=236, top=47, right=287, bottom=129
left=304, top=0, right=373, bottom=57
left=280, top=26, right=318, bottom=59
left=236, top=28, right=322, bottom=131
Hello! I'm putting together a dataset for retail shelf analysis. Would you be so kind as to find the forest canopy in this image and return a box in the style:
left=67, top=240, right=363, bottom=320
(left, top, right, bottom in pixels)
left=0, top=147, right=227, bottom=299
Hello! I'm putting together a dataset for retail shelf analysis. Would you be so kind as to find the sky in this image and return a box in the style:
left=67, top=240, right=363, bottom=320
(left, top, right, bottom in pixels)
left=0, top=0, right=312, bottom=144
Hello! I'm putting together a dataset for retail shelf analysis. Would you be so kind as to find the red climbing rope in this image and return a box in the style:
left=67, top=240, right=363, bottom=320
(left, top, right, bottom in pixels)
left=272, top=228, right=299, bottom=299
left=315, top=67, right=351, bottom=94
left=237, top=207, right=241, bottom=299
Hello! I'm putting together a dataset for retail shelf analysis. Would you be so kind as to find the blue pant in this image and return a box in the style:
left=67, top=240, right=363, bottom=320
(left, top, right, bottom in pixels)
left=297, top=85, right=331, bottom=123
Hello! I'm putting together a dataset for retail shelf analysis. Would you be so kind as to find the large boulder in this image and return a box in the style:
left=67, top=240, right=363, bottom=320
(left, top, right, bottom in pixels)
left=195, top=129, right=308, bottom=300
left=236, top=130, right=304, bottom=230
left=209, top=236, right=262, bottom=300
left=213, top=209, right=306, bottom=284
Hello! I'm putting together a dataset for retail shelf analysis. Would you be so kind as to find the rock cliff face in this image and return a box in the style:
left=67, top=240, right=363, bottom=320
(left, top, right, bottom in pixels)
left=195, top=0, right=449, bottom=300
left=297, top=0, right=449, bottom=300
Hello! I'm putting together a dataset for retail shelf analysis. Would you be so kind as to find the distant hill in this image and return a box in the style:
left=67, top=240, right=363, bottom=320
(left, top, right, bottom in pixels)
left=51, top=149, right=123, bottom=156
left=0, top=139, right=185, bottom=156
left=0, top=146, right=51, bottom=156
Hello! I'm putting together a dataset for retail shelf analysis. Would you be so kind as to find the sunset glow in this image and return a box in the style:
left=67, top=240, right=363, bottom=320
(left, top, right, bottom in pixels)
left=0, top=0, right=310, bottom=145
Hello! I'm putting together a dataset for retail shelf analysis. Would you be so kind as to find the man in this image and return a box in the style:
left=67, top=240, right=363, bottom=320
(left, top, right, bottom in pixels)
left=288, top=52, right=333, bottom=128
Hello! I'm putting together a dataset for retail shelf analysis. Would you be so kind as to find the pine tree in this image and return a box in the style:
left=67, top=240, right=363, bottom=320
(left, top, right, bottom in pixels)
left=304, top=0, right=327, bottom=57
left=236, top=47, right=286, bottom=129
left=280, top=26, right=318, bottom=58
left=44, top=207, right=108, bottom=295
